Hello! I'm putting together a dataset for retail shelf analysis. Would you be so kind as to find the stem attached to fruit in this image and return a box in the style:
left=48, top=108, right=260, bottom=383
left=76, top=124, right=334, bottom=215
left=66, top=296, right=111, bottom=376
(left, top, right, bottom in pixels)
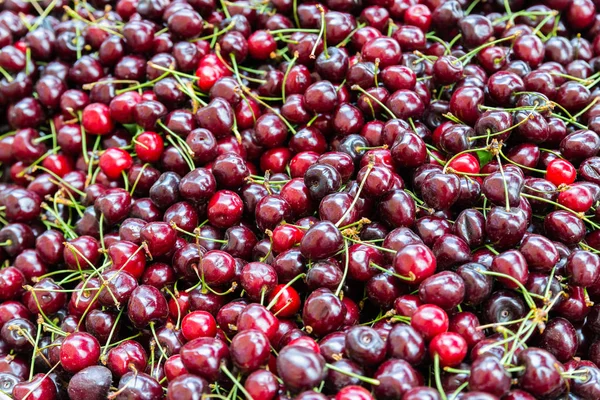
left=325, top=362, right=381, bottom=385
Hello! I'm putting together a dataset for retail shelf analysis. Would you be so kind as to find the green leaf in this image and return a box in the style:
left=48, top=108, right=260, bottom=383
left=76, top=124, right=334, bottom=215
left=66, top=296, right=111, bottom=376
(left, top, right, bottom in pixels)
left=476, top=150, right=493, bottom=166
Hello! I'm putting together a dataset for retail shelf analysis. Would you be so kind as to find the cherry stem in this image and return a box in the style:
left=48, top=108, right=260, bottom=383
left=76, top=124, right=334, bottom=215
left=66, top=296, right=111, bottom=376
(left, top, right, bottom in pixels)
left=334, top=239, right=349, bottom=298
left=495, top=154, right=512, bottom=212
left=281, top=52, right=298, bottom=103
left=29, top=318, right=43, bottom=380
left=325, top=363, right=380, bottom=385
left=335, top=163, right=372, bottom=227
left=220, top=365, right=254, bottom=399
left=344, top=236, right=397, bottom=253
left=444, top=367, right=470, bottom=374
left=370, top=261, right=414, bottom=281
left=101, top=308, right=124, bottom=357
left=0, top=65, right=13, bottom=82
left=433, top=354, right=448, bottom=400
left=149, top=322, right=169, bottom=361
left=458, top=34, right=518, bottom=64
left=477, top=269, right=536, bottom=309
left=351, top=85, right=396, bottom=119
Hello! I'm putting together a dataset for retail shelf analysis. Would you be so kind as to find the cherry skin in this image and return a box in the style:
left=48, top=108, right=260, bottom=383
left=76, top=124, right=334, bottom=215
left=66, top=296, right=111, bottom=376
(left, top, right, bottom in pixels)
left=98, top=148, right=133, bottom=181
left=59, top=332, right=101, bottom=374
left=268, top=284, right=301, bottom=318
left=82, top=103, right=114, bottom=135
left=181, top=310, right=218, bottom=341
left=429, top=332, right=468, bottom=367
left=135, top=131, right=164, bottom=163
left=546, top=158, right=576, bottom=186
left=106, top=340, right=148, bottom=377
left=393, top=243, right=436, bottom=283
left=411, top=304, right=449, bottom=341
left=230, top=329, right=271, bottom=373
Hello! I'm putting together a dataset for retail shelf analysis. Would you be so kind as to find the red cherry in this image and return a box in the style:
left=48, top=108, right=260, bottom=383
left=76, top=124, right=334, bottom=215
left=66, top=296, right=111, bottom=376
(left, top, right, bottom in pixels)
left=248, top=30, right=277, bottom=60
left=393, top=243, right=437, bottom=284
left=196, top=54, right=231, bottom=92
left=99, top=148, right=133, bottom=180
left=557, top=185, right=593, bottom=212
left=82, top=103, right=114, bottom=135
left=59, top=332, right=101, bottom=373
left=181, top=311, right=218, bottom=340
left=447, top=153, right=480, bottom=174
left=135, top=131, right=164, bottom=163
left=207, top=190, right=244, bottom=229
left=41, top=154, right=73, bottom=177
left=411, top=304, right=449, bottom=341
left=546, top=158, right=576, bottom=186
left=267, top=284, right=301, bottom=318
left=287, top=336, right=320, bottom=353
left=270, top=225, right=304, bottom=253
left=335, top=385, right=375, bottom=400
left=429, top=332, right=468, bottom=367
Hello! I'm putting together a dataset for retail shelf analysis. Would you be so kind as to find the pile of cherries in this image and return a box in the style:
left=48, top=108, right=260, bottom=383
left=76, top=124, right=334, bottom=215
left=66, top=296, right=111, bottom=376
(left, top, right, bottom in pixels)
left=3, top=0, right=600, bottom=397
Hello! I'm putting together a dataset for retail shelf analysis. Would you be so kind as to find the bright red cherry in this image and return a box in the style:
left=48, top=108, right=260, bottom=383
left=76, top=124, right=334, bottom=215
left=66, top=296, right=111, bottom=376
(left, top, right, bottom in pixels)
left=99, top=148, right=133, bottom=180
left=267, top=284, right=301, bottom=318
left=59, top=332, right=101, bottom=373
left=41, top=154, right=73, bottom=177
left=181, top=311, right=218, bottom=341
left=270, top=225, right=304, bottom=253
left=135, top=131, right=164, bottom=163
left=558, top=185, right=594, bottom=212
left=546, top=159, right=576, bottom=186
left=411, top=304, right=449, bottom=341
left=335, top=385, right=375, bottom=400
left=82, top=103, right=114, bottom=135
left=429, top=332, right=468, bottom=367
left=447, top=153, right=480, bottom=175
left=248, top=30, right=277, bottom=60
left=393, top=243, right=437, bottom=284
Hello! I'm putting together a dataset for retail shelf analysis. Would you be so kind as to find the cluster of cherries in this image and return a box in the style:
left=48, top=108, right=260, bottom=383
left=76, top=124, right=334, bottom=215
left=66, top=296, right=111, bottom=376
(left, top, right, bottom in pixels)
left=2, top=0, right=600, bottom=397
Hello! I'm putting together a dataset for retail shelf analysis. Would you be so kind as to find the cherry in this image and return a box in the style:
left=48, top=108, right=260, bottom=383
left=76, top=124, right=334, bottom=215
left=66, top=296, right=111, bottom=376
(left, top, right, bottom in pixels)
left=166, top=374, right=209, bottom=399
left=387, top=324, right=426, bottom=365
left=106, top=340, right=147, bottom=378
left=373, top=359, right=422, bottom=399
left=81, top=103, right=114, bottom=136
left=180, top=337, right=229, bottom=381
left=411, top=304, right=449, bottom=341
left=12, top=374, right=57, bottom=400
left=429, top=332, right=468, bottom=367
left=181, top=310, right=217, bottom=341
left=59, top=332, right=101, bottom=374
left=468, top=355, right=511, bottom=397
left=127, top=284, right=169, bottom=329
left=393, top=243, right=436, bottom=283
left=276, top=345, right=326, bottom=393
left=141, top=221, right=177, bottom=257
left=302, top=288, right=345, bottom=337
left=230, top=329, right=271, bottom=373
left=244, top=369, right=279, bottom=400
left=115, top=372, right=163, bottom=399
left=517, top=348, right=566, bottom=398
left=134, top=131, right=164, bottom=163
